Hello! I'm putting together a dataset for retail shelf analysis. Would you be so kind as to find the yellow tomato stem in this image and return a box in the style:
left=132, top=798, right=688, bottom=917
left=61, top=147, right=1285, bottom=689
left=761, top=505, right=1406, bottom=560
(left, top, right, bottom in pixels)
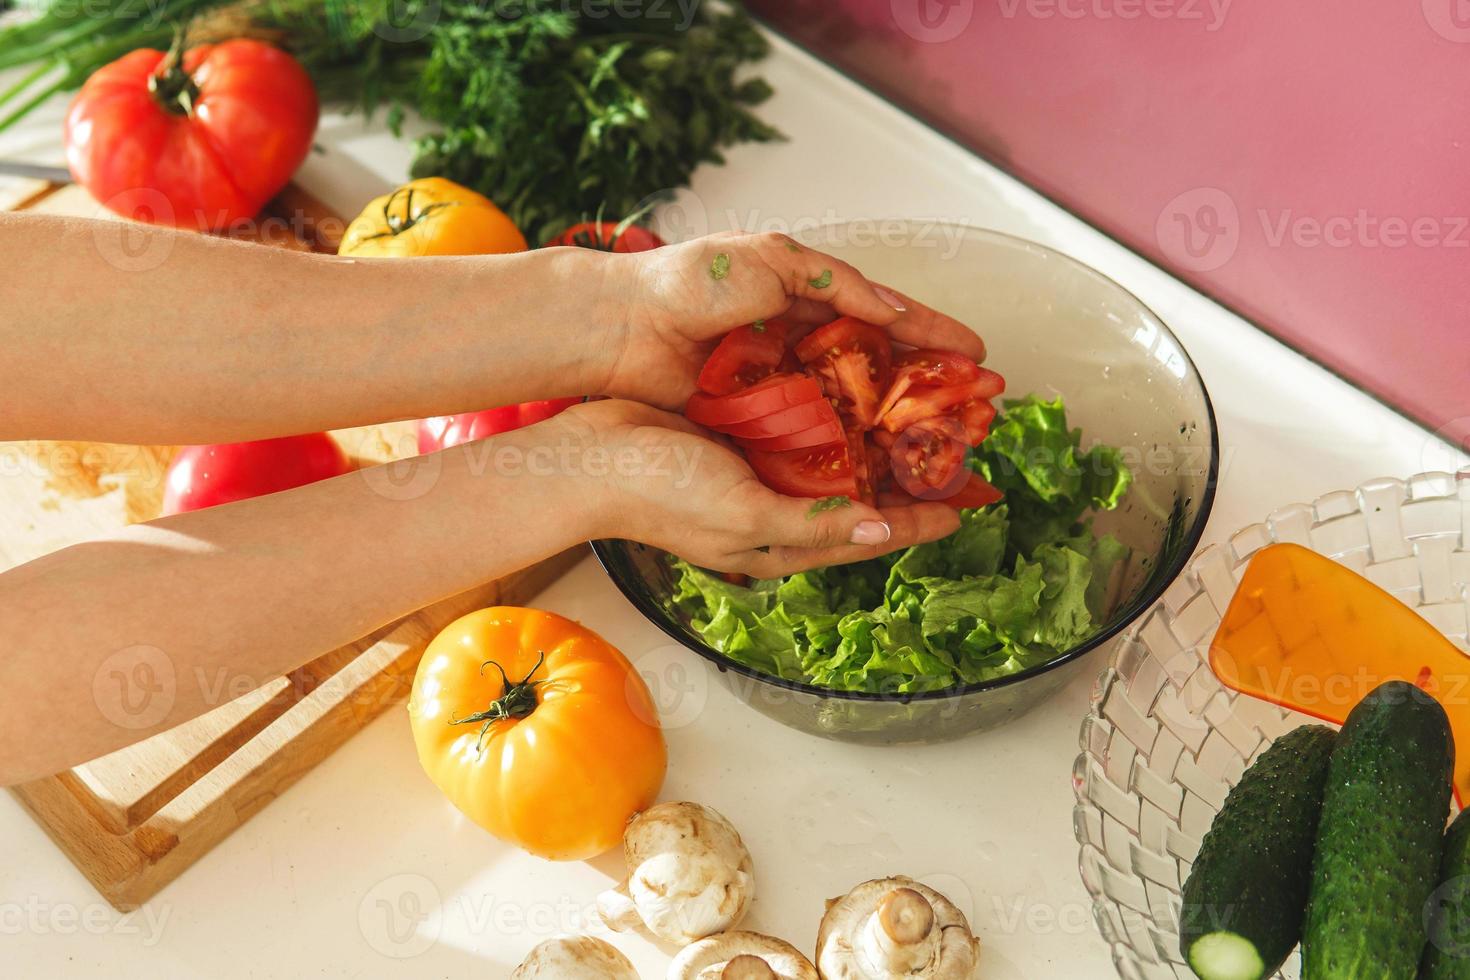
left=448, top=651, right=546, bottom=752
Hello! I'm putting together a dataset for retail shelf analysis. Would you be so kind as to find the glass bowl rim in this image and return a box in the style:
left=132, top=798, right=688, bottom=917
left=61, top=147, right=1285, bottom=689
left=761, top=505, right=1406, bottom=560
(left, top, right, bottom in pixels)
left=592, top=221, right=1220, bottom=704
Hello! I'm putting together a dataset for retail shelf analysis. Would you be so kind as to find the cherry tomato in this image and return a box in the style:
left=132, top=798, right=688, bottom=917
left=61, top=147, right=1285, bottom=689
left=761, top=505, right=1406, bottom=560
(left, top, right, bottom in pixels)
left=735, top=417, right=846, bottom=452
left=162, top=434, right=351, bottom=515
left=878, top=370, right=1005, bottom=435
left=545, top=219, right=665, bottom=253
left=407, top=607, right=666, bottom=860
left=714, top=398, right=839, bottom=439
left=695, top=320, right=794, bottom=396
left=796, top=318, right=893, bottom=428
left=685, top=374, right=822, bottom=427
left=744, top=442, right=858, bottom=499
left=888, top=415, right=970, bottom=499
left=64, top=41, right=317, bottom=231
left=417, top=398, right=581, bottom=453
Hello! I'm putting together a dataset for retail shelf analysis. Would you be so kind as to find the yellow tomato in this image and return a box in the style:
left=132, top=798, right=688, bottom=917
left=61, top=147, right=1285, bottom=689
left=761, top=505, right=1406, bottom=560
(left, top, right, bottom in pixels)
left=407, top=607, right=666, bottom=860
left=338, top=177, right=527, bottom=257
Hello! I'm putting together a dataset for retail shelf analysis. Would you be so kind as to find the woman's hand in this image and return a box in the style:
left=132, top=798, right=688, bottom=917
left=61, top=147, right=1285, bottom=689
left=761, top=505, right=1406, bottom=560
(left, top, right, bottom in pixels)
left=551, top=399, right=960, bottom=577
left=594, top=231, right=988, bottom=411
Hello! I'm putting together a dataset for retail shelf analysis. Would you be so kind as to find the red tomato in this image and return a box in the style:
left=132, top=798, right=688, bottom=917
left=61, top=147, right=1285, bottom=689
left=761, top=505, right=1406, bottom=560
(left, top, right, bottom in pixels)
left=685, top=374, right=822, bottom=427
left=162, top=434, right=350, bottom=515
left=735, top=417, right=845, bottom=452
left=545, top=220, right=665, bottom=253
left=888, top=416, right=970, bottom=499
left=417, top=398, right=581, bottom=453
left=795, top=318, right=892, bottom=428
left=947, top=473, right=1005, bottom=509
left=695, top=320, right=794, bottom=396
left=877, top=350, right=982, bottom=420
left=956, top=398, right=999, bottom=446
left=64, top=41, right=317, bottom=231
left=715, top=399, right=839, bottom=439
left=744, top=442, right=857, bottom=499
left=878, top=370, right=1006, bottom=435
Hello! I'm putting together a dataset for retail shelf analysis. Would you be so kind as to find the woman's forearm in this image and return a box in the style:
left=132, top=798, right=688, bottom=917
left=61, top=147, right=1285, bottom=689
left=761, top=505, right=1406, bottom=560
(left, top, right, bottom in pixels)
left=0, top=212, right=631, bottom=443
left=0, top=426, right=606, bottom=784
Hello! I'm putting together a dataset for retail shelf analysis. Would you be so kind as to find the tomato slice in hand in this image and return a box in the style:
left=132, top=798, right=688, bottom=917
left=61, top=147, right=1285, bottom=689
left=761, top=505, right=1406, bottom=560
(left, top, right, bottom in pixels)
left=878, top=369, right=1005, bottom=434
left=716, top=398, right=839, bottom=439
left=878, top=349, right=983, bottom=420
left=744, top=441, right=858, bottom=499
left=736, top=417, right=845, bottom=452
left=696, top=319, right=794, bottom=396
left=957, top=398, right=999, bottom=446
left=796, top=317, right=893, bottom=428
left=889, top=415, right=970, bottom=499
left=685, top=374, right=823, bottom=427
left=947, top=473, right=1004, bottom=509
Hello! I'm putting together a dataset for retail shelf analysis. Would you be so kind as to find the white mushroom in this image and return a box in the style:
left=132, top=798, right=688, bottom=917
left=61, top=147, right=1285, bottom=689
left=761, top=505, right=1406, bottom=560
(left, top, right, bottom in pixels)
left=597, top=801, right=754, bottom=946
left=815, top=877, right=979, bottom=979
left=668, top=931, right=818, bottom=980
left=511, top=936, right=640, bottom=979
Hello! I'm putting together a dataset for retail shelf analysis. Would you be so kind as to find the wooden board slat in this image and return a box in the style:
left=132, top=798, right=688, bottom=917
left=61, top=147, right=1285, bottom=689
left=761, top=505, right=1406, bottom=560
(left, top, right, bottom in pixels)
left=4, top=181, right=584, bottom=910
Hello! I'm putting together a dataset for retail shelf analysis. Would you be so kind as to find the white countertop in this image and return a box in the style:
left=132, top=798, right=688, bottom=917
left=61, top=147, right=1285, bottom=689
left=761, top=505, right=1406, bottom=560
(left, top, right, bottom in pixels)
left=2, top=28, right=1463, bottom=980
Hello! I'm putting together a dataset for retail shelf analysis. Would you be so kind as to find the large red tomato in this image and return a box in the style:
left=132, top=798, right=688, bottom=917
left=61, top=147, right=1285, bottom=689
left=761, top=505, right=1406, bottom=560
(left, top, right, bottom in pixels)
left=417, top=398, right=582, bottom=454
left=64, top=40, right=318, bottom=231
left=162, top=434, right=351, bottom=515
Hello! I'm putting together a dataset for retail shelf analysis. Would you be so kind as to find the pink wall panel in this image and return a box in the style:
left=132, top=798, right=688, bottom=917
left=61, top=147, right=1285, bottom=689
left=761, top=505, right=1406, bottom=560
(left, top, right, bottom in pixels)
left=749, top=0, right=1470, bottom=436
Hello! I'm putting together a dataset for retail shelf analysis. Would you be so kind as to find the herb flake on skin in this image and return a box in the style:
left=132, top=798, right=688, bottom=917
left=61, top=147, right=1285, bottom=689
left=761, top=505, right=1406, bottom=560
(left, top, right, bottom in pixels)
left=808, top=269, right=832, bottom=289
left=808, top=496, right=852, bottom=517
left=711, top=253, right=731, bottom=280
left=752, top=319, right=766, bottom=332
left=785, top=241, right=801, bottom=253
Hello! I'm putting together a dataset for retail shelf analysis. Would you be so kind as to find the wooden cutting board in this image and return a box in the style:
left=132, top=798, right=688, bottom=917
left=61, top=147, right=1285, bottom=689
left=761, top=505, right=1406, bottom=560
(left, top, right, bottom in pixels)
left=1, top=178, right=587, bottom=910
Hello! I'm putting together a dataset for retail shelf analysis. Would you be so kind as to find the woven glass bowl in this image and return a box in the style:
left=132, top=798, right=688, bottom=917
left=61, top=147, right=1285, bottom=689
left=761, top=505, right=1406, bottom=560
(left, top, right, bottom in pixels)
left=1072, top=470, right=1470, bottom=980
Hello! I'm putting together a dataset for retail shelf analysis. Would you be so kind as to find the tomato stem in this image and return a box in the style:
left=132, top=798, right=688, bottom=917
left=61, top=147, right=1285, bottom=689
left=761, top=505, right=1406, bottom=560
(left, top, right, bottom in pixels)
left=448, top=651, right=546, bottom=752
left=146, top=26, right=201, bottom=118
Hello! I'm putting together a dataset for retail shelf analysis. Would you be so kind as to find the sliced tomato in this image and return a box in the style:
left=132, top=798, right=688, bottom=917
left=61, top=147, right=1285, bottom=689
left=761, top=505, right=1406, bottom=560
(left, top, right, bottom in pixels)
left=685, top=373, right=823, bottom=427
left=796, top=318, right=892, bottom=428
left=744, top=441, right=857, bottom=499
left=878, top=370, right=1005, bottom=434
left=947, top=472, right=1004, bottom=509
left=846, top=427, right=888, bottom=506
left=736, top=417, right=845, bottom=452
left=957, top=398, right=999, bottom=446
left=878, top=349, right=982, bottom=420
left=889, top=415, right=970, bottom=499
left=715, top=398, right=839, bottom=439
left=695, top=319, right=794, bottom=396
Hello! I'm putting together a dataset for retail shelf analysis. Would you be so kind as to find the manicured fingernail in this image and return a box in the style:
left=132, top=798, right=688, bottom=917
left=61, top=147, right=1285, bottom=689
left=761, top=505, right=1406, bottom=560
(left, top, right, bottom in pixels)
left=874, top=287, right=907, bottom=312
left=851, top=520, right=891, bottom=545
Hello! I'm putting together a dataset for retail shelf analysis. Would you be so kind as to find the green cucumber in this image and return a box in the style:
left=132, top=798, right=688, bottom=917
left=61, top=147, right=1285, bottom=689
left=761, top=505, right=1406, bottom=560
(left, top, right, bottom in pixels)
left=1179, top=724, right=1337, bottom=980
left=1422, top=807, right=1470, bottom=977
left=1301, top=680, right=1454, bottom=978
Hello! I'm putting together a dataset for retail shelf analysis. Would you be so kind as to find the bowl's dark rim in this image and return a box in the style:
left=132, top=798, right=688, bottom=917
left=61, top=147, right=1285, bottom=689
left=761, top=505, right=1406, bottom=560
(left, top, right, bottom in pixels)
left=591, top=224, right=1221, bottom=703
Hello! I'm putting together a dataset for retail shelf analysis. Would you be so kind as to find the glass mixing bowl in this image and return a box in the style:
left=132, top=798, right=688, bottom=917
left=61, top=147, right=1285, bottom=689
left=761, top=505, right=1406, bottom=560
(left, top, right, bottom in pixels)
left=594, top=222, right=1218, bottom=744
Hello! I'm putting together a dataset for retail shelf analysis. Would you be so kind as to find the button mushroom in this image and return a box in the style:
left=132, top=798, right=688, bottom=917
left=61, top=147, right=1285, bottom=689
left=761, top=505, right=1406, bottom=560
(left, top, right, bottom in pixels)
left=668, top=931, right=818, bottom=980
left=597, top=801, right=754, bottom=946
left=815, top=877, right=980, bottom=979
left=511, top=936, right=640, bottom=979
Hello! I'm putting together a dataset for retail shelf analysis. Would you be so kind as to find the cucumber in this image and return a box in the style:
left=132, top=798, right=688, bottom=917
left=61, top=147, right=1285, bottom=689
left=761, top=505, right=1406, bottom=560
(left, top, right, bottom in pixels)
left=1301, top=680, right=1454, bottom=979
left=1422, top=807, right=1470, bottom=978
left=1179, top=724, right=1337, bottom=980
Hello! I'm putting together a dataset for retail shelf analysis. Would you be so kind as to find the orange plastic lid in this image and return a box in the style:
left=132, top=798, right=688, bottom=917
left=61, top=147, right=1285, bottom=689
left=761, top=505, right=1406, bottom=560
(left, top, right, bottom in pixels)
left=1209, top=542, right=1468, bottom=799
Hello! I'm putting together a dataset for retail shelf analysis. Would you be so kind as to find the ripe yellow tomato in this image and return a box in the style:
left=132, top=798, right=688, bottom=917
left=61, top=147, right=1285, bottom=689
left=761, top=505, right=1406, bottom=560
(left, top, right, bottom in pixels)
left=338, top=177, right=527, bottom=257
left=407, top=607, right=666, bottom=860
